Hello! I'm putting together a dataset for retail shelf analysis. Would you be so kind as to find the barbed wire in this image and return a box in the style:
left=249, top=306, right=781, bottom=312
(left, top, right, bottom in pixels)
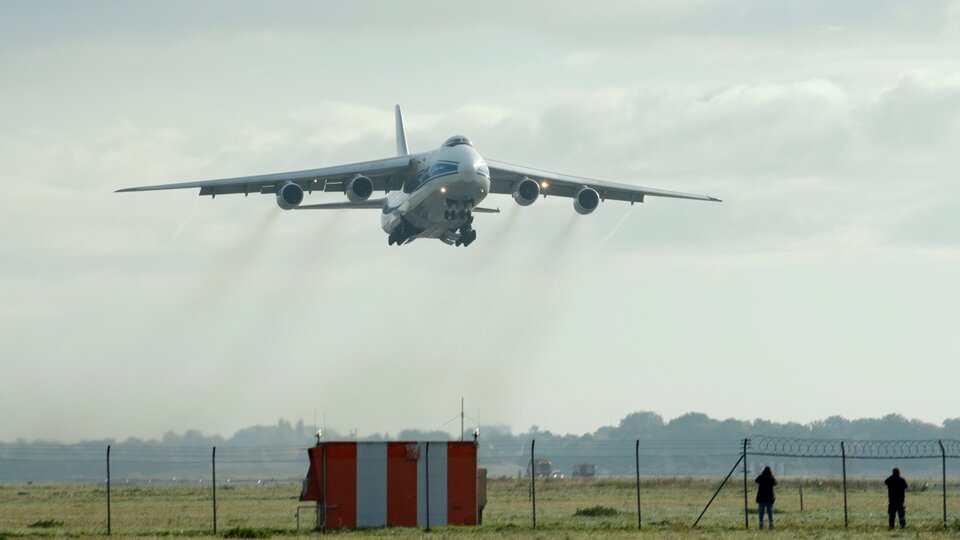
left=750, top=436, right=960, bottom=459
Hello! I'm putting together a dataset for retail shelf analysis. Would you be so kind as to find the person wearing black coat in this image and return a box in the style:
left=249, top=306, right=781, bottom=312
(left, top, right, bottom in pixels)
left=755, top=466, right=777, bottom=529
left=885, top=467, right=908, bottom=529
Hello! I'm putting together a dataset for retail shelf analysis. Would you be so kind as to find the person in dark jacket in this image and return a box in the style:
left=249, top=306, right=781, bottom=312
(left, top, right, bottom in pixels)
left=755, top=466, right=777, bottom=529
left=885, top=467, right=908, bottom=529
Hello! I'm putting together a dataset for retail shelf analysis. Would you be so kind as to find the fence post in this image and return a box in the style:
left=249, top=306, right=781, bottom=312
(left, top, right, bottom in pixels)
left=531, top=439, right=537, bottom=530
left=106, top=444, right=111, bottom=536
left=425, top=441, right=431, bottom=532
left=635, top=439, right=641, bottom=530
left=693, top=454, right=744, bottom=528
left=940, top=440, right=947, bottom=528
left=212, top=446, right=217, bottom=534
left=799, top=483, right=804, bottom=513
left=841, top=441, right=848, bottom=528
left=742, top=438, right=749, bottom=530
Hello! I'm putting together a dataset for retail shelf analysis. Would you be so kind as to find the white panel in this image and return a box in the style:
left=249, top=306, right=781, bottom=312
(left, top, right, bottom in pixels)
left=417, top=442, right=448, bottom=527
left=356, top=442, right=387, bottom=527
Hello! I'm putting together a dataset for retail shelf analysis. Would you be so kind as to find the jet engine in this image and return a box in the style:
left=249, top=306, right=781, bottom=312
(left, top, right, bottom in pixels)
left=276, top=182, right=304, bottom=210
left=346, top=175, right=374, bottom=203
left=512, top=177, right=540, bottom=206
left=573, top=186, right=600, bottom=215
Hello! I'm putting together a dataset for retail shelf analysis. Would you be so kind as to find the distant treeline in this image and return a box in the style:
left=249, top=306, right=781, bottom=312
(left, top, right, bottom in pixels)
left=9, top=411, right=960, bottom=448
left=3, top=412, right=959, bottom=482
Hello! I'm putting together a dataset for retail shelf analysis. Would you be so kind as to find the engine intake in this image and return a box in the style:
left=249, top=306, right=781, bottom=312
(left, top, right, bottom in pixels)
left=346, top=175, right=374, bottom=203
left=276, top=182, right=304, bottom=210
left=574, top=186, right=600, bottom=215
left=512, top=177, right=540, bottom=206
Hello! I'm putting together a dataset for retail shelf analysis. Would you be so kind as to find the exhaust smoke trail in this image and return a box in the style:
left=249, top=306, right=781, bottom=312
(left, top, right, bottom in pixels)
left=581, top=205, right=635, bottom=259
left=192, top=207, right=281, bottom=305
left=163, top=198, right=200, bottom=253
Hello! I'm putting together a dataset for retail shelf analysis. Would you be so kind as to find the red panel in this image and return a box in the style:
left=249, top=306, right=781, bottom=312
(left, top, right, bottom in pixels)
left=325, top=443, right=357, bottom=529
left=446, top=442, right=477, bottom=525
left=386, top=442, right=419, bottom=526
left=300, top=447, right=323, bottom=501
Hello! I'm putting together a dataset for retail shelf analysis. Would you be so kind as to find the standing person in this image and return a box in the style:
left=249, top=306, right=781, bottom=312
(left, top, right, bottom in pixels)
left=885, top=467, right=908, bottom=529
left=755, top=466, right=777, bottom=529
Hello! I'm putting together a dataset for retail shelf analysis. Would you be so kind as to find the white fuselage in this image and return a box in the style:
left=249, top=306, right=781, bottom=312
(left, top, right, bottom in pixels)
left=380, top=140, right=490, bottom=243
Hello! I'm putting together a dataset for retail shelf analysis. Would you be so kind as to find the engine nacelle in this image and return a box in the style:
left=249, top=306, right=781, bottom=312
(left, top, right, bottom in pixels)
left=574, top=186, right=600, bottom=215
left=512, top=177, right=540, bottom=206
left=276, top=182, right=304, bottom=210
left=346, top=175, right=374, bottom=203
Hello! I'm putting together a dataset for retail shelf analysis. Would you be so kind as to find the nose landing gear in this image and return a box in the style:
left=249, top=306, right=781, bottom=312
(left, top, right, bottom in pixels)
left=444, top=199, right=476, bottom=222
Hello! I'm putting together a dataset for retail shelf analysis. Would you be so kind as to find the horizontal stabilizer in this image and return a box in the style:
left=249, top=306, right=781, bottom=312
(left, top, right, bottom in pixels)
left=473, top=207, right=500, bottom=213
left=296, top=198, right=386, bottom=210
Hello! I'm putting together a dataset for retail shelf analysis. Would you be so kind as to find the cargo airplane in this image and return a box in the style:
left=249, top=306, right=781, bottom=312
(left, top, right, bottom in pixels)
left=118, top=106, right=721, bottom=246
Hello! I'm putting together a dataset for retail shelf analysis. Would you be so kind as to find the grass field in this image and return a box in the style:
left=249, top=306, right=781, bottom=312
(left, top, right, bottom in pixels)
left=2, top=477, right=960, bottom=537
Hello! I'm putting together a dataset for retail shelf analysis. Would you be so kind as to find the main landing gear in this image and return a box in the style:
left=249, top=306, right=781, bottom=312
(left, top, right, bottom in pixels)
left=454, top=215, right=477, bottom=247
left=387, top=219, right=423, bottom=246
left=387, top=228, right=405, bottom=246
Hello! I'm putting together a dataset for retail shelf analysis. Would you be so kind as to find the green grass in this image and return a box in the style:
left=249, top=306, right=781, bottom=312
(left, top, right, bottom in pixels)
left=27, top=518, right=64, bottom=528
left=2, top=478, right=959, bottom=537
left=222, top=525, right=272, bottom=538
left=573, top=505, right=619, bottom=517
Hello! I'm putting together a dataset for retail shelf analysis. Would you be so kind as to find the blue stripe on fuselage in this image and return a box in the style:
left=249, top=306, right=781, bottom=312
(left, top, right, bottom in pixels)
left=413, top=160, right=459, bottom=192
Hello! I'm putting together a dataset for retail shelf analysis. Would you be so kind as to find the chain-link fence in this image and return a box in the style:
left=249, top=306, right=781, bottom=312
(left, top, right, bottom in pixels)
left=2, top=437, right=960, bottom=535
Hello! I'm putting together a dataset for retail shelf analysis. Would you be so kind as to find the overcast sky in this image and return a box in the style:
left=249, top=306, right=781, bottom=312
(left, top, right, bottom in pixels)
left=2, top=1, right=960, bottom=443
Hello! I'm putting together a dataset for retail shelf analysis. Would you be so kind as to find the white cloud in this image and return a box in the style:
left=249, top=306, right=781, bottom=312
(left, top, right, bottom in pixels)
left=3, top=1, right=960, bottom=442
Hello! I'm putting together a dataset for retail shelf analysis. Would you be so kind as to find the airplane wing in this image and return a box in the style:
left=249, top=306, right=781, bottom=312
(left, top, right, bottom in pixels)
left=115, top=156, right=413, bottom=197
left=486, top=159, right=721, bottom=203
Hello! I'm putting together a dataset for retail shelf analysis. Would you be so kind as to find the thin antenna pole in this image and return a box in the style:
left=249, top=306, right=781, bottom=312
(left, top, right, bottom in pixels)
left=461, top=397, right=464, bottom=441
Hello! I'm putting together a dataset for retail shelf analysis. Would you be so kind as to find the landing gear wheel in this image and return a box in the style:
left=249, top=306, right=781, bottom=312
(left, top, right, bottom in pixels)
left=388, top=226, right=408, bottom=246
left=455, top=224, right=477, bottom=247
left=463, top=229, right=477, bottom=247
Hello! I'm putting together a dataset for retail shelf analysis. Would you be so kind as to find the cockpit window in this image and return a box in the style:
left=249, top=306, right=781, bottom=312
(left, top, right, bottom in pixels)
left=443, top=135, right=473, bottom=148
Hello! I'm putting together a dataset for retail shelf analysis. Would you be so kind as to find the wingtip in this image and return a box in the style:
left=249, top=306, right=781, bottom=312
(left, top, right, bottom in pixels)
left=710, top=196, right=723, bottom=203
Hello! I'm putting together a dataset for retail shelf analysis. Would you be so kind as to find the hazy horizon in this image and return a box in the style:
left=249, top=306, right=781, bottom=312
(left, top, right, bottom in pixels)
left=2, top=2, right=959, bottom=443
left=5, top=409, right=959, bottom=445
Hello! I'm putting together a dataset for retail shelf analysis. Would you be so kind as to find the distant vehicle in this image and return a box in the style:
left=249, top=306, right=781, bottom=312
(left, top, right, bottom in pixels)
left=528, top=459, right=553, bottom=478
left=572, top=463, right=596, bottom=478
left=117, top=105, right=721, bottom=247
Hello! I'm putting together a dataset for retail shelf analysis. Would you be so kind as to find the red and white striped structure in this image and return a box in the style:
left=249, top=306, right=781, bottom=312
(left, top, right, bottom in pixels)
left=300, top=441, right=478, bottom=528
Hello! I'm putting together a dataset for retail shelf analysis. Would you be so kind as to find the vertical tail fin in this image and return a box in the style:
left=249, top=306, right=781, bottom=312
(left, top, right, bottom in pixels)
left=395, top=104, right=408, bottom=156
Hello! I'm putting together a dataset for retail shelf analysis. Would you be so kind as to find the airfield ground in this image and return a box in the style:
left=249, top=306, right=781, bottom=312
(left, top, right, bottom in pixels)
left=2, top=478, right=958, bottom=538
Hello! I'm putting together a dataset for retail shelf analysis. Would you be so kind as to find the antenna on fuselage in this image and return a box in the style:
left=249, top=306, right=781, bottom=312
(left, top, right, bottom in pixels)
left=395, top=104, right=409, bottom=157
